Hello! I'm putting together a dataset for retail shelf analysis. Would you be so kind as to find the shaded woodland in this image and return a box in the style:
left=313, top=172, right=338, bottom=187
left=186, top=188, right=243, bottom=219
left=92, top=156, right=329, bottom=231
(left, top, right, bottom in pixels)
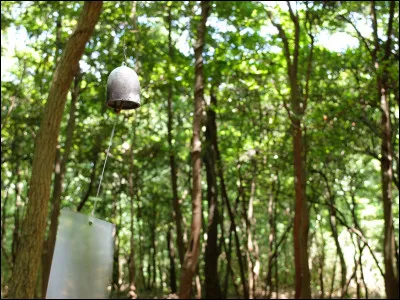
left=1, top=1, right=399, bottom=299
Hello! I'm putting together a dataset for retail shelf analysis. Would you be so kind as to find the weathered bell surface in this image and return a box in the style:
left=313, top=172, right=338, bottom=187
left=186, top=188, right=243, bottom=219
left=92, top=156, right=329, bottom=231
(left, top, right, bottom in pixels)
left=107, top=65, right=140, bottom=110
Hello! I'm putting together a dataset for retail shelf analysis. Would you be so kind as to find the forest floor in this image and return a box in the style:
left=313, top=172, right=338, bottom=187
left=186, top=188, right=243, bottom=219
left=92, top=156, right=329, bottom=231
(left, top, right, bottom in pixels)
left=111, top=287, right=384, bottom=299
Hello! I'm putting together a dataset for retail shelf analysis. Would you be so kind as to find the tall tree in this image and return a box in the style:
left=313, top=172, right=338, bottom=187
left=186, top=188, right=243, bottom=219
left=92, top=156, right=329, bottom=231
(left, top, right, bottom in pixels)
left=166, top=2, right=185, bottom=266
left=267, top=2, right=314, bottom=297
left=341, top=2, right=399, bottom=297
left=179, top=1, right=210, bottom=298
left=8, top=2, right=103, bottom=298
left=41, top=69, right=81, bottom=297
left=374, top=3, right=399, bottom=297
left=204, top=92, right=222, bottom=298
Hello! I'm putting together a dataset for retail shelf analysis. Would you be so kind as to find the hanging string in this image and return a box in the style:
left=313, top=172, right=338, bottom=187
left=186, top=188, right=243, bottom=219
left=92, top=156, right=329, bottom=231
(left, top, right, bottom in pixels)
left=122, top=0, right=128, bottom=65
left=90, top=114, right=118, bottom=221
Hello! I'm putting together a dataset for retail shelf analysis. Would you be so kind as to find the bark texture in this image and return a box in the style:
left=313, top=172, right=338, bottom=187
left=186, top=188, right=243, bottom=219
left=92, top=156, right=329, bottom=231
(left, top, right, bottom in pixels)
left=268, top=5, right=312, bottom=298
left=178, top=2, right=210, bottom=298
left=41, top=69, right=80, bottom=297
left=167, top=3, right=185, bottom=266
left=372, top=2, right=399, bottom=297
left=8, top=2, right=103, bottom=298
left=204, top=93, right=222, bottom=299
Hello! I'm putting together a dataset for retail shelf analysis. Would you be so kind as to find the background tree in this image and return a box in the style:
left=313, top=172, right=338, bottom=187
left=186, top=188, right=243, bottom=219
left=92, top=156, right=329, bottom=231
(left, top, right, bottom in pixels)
left=1, top=1, right=398, bottom=299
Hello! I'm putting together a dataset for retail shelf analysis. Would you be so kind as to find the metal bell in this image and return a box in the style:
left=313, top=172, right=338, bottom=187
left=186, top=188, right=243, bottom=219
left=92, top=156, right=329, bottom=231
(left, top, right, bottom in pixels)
left=106, top=65, right=140, bottom=111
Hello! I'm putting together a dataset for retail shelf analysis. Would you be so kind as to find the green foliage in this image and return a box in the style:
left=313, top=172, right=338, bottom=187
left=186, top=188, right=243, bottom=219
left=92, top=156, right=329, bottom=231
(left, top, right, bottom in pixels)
left=1, top=1, right=398, bottom=299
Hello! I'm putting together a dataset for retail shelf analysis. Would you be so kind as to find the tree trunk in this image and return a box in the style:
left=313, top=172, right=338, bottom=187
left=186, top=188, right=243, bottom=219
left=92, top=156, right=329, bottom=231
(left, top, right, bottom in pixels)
left=127, top=125, right=137, bottom=299
left=329, top=253, right=337, bottom=299
left=150, top=202, right=157, bottom=290
left=152, top=225, right=157, bottom=290
left=318, top=219, right=325, bottom=299
left=219, top=159, right=247, bottom=298
left=268, top=6, right=312, bottom=298
left=371, top=2, right=399, bottom=297
left=329, top=206, right=346, bottom=297
left=8, top=3, right=103, bottom=298
left=42, top=69, right=80, bottom=297
left=11, top=129, right=22, bottom=266
left=266, top=221, right=293, bottom=299
left=222, top=221, right=240, bottom=298
left=112, top=193, right=121, bottom=293
left=167, top=3, right=185, bottom=266
left=318, top=170, right=347, bottom=297
left=137, top=189, right=145, bottom=289
left=350, top=189, right=369, bottom=299
left=274, top=196, right=279, bottom=299
left=167, top=227, right=177, bottom=293
left=1, top=190, right=11, bottom=271
left=207, top=88, right=247, bottom=298
left=246, top=175, right=258, bottom=299
left=358, top=242, right=368, bottom=299
left=379, top=79, right=399, bottom=299
left=126, top=3, right=139, bottom=295
left=292, top=116, right=311, bottom=299
left=204, top=93, right=222, bottom=299
left=266, top=183, right=276, bottom=298
left=178, top=2, right=210, bottom=298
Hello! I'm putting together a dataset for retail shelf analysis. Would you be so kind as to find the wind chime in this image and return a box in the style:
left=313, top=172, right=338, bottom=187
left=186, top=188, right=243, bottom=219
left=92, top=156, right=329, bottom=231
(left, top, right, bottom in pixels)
left=46, top=2, right=140, bottom=299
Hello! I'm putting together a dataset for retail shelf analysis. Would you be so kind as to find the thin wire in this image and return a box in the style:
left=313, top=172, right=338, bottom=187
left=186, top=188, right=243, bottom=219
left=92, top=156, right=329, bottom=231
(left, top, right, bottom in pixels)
left=122, top=0, right=127, bottom=65
left=91, top=114, right=118, bottom=218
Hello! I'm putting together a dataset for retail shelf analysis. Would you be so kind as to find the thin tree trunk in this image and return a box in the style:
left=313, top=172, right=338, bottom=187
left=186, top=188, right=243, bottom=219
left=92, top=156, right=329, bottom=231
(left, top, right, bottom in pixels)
left=371, top=2, right=399, bottom=297
left=167, top=3, right=185, bottom=267
left=137, top=189, right=145, bottom=289
left=222, top=221, right=240, bottom=298
left=273, top=181, right=279, bottom=299
left=167, top=227, right=177, bottom=293
left=1, top=191, right=10, bottom=269
left=266, top=184, right=276, bottom=298
left=358, top=242, right=368, bottom=299
left=127, top=125, right=137, bottom=299
left=266, top=221, right=293, bottom=298
left=147, top=250, right=151, bottom=291
left=353, top=238, right=360, bottom=300
left=274, top=231, right=278, bottom=298
left=151, top=201, right=157, bottom=290
left=127, top=1, right=139, bottom=294
left=8, top=3, right=103, bottom=297
left=318, top=170, right=347, bottom=296
left=292, top=120, right=311, bottom=299
left=12, top=172, right=21, bottom=266
left=329, top=253, right=337, bottom=299
left=42, top=69, right=80, bottom=297
left=204, top=93, right=222, bottom=299
left=209, top=89, right=247, bottom=298
left=220, top=169, right=247, bottom=298
left=379, top=78, right=399, bottom=299
left=349, top=183, right=369, bottom=299
left=11, top=129, right=22, bottom=266
left=246, top=175, right=257, bottom=299
left=112, top=194, right=120, bottom=292
left=268, top=6, right=312, bottom=297
left=178, top=2, right=210, bottom=298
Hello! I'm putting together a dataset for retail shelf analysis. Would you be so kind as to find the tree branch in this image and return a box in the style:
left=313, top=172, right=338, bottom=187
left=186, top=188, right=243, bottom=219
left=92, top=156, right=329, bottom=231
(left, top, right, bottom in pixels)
left=266, top=10, right=292, bottom=72
left=287, top=1, right=297, bottom=24
left=303, top=3, right=315, bottom=113
left=338, top=14, right=373, bottom=58
left=370, top=1, right=379, bottom=60
left=384, top=0, right=395, bottom=61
